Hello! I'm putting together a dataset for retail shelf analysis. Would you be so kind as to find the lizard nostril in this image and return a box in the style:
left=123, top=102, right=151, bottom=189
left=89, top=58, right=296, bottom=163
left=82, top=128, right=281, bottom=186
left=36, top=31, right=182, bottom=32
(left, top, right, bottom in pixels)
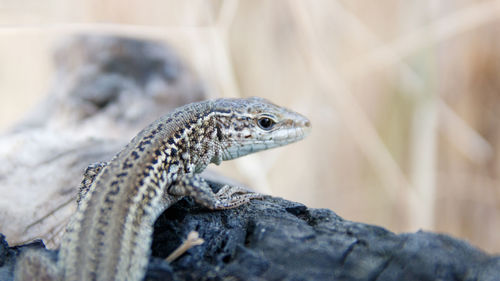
left=301, top=118, right=311, bottom=129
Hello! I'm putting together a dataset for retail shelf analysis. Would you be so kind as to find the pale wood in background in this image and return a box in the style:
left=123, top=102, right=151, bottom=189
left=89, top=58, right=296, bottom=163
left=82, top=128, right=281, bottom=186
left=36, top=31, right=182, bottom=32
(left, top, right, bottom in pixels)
left=1, top=0, right=499, bottom=253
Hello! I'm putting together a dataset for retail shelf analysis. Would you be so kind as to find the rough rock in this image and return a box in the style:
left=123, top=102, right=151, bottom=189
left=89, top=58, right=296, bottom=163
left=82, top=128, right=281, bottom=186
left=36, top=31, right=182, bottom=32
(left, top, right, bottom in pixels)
left=2, top=183, right=499, bottom=281
left=2, top=34, right=499, bottom=281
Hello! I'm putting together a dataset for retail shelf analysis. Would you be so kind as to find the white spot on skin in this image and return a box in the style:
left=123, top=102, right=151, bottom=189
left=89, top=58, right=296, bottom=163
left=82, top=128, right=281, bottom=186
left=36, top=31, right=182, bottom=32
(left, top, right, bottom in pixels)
left=169, top=164, right=178, bottom=174
left=187, top=163, right=196, bottom=173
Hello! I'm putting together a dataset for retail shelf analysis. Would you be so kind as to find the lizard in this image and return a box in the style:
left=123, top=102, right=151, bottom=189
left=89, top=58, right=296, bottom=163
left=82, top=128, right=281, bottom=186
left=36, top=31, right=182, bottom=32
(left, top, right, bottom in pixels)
left=14, top=97, right=311, bottom=281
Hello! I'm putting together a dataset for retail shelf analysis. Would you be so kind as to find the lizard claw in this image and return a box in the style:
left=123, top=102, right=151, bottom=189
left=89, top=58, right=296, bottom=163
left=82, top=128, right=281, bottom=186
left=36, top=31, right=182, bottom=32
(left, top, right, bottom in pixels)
left=212, top=186, right=266, bottom=209
left=215, top=185, right=264, bottom=200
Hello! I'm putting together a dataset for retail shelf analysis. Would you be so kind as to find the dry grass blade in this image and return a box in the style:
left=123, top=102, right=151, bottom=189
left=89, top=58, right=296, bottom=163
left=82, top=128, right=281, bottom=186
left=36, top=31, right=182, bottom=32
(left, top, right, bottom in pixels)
left=289, top=1, right=415, bottom=197
left=343, top=0, right=500, bottom=78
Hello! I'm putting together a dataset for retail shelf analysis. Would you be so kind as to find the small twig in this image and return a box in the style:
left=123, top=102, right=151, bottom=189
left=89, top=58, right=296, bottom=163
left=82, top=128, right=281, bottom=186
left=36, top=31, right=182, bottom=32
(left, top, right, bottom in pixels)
left=165, top=231, right=205, bottom=263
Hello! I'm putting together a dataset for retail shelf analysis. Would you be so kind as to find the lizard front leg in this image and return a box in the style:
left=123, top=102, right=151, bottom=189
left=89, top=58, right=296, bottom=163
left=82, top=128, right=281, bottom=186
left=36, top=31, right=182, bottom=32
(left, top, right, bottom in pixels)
left=164, top=174, right=264, bottom=262
left=167, top=174, right=265, bottom=210
left=16, top=162, right=109, bottom=281
left=76, top=161, right=108, bottom=205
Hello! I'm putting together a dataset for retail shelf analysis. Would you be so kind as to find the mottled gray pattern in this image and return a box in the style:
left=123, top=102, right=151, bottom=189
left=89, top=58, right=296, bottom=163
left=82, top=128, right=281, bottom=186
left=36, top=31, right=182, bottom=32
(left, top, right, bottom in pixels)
left=15, top=97, right=311, bottom=281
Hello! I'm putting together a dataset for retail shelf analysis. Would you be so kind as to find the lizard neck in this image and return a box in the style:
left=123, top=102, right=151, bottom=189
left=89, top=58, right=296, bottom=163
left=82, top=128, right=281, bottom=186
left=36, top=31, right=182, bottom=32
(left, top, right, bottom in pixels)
left=57, top=97, right=311, bottom=281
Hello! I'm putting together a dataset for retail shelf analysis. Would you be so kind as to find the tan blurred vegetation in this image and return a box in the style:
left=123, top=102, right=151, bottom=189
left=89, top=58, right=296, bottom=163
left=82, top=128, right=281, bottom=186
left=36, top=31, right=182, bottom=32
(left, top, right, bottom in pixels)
left=1, top=0, right=500, bottom=253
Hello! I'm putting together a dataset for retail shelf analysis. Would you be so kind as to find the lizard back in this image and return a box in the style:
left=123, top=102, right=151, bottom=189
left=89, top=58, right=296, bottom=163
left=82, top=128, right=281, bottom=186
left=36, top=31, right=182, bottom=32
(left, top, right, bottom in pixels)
left=60, top=100, right=217, bottom=281
left=55, top=97, right=311, bottom=281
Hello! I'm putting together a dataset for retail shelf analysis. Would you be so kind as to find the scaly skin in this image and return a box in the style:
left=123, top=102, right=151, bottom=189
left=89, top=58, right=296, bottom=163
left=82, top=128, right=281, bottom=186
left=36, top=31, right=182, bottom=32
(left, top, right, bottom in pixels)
left=15, top=97, right=311, bottom=281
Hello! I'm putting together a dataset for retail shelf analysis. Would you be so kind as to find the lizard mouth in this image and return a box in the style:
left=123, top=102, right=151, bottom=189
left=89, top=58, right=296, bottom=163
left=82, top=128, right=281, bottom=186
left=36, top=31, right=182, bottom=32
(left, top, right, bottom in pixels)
left=221, top=117, right=311, bottom=161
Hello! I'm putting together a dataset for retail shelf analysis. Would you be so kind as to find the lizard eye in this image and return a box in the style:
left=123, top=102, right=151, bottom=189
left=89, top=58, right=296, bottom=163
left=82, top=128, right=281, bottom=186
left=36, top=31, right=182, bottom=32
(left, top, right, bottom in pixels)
left=257, top=117, right=276, bottom=130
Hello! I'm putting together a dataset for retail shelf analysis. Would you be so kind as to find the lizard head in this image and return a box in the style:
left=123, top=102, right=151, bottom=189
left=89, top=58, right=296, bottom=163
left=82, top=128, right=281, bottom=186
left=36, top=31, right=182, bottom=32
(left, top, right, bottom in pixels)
left=213, top=97, right=311, bottom=161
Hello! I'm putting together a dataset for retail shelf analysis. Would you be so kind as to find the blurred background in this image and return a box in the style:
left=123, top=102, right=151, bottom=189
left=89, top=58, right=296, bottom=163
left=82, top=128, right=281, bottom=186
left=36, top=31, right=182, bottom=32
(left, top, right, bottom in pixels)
left=1, top=0, right=500, bottom=253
